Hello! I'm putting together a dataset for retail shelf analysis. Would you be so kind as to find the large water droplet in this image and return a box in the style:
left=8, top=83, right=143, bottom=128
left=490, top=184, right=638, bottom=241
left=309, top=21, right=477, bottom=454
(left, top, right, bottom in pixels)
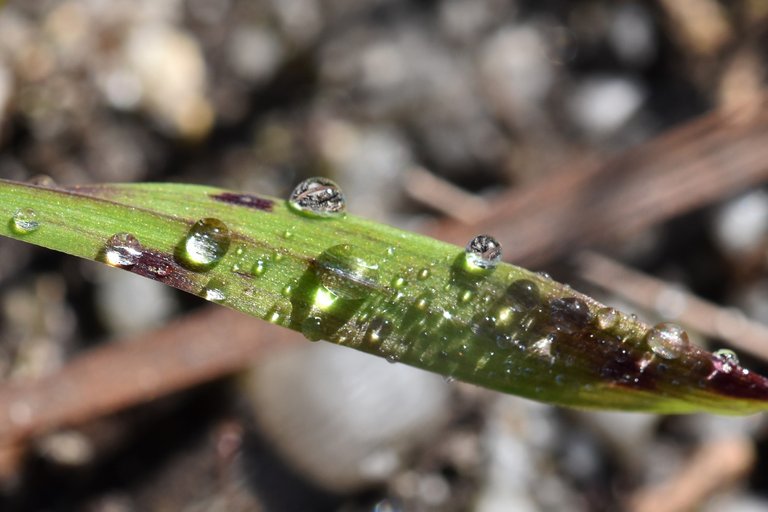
left=11, top=208, right=40, bottom=234
left=288, top=177, right=346, bottom=218
left=646, top=322, right=689, bottom=359
left=178, top=218, right=231, bottom=271
left=549, top=297, right=593, bottom=333
left=104, top=233, right=143, bottom=268
left=465, top=234, right=502, bottom=270
left=314, top=244, right=379, bottom=300
left=713, top=348, right=739, bottom=373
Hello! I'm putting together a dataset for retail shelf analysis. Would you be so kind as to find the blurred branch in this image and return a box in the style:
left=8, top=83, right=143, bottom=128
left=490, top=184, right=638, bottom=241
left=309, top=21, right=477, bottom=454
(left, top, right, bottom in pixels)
left=432, top=98, right=768, bottom=267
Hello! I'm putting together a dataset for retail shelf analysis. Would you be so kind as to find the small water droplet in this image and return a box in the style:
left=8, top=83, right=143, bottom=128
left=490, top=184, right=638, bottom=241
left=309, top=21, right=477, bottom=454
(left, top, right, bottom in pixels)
left=252, top=258, right=268, bottom=277
left=274, top=252, right=285, bottom=262
left=314, top=244, right=379, bottom=300
left=505, top=279, right=540, bottom=311
left=417, top=268, right=431, bottom=280
left=282, top=229, right=294, bottom=239
left=465, top=234, right=502, bottom=270
left=11, top=208, right=40, bottom=234
left=385, top=247, right=396, bottom=256
left=646, top=322, right=689, bottom=359
left=391, top=276, right=407, bottom=289
left=203, top=281, right=226, bottom=302
left=178, top=218, right=231, bottom=271
left=549, top=297, right=593, bottom=333
left=444, top=376, right=456, bottom=383
left=301, top=316, right=326, bottom=341
left=104, top=233, right=143, bottom=268
left=366, top=317, right=392, bottom=344
left=713, top=348, right=739, bottom=373
left=267, top=304, right=290, bottom=324
left=281, top=284, right=294, bottom=297
left=596, top=307, right=619, bottom=329
left=459, top=289, right=473, bottom=303
left=288, top=177, right=346, bottom=217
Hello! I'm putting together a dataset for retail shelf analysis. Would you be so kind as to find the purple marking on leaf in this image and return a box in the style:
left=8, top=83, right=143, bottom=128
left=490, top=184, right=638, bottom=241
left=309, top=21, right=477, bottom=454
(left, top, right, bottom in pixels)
left=212, top=192, right=274, bottom=212
left=130, top=249, right=197, bottom=294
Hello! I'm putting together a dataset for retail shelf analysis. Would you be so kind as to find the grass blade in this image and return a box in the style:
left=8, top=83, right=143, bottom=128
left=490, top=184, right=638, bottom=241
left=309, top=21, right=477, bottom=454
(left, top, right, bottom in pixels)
left=0, top=178, right=765, bottom=414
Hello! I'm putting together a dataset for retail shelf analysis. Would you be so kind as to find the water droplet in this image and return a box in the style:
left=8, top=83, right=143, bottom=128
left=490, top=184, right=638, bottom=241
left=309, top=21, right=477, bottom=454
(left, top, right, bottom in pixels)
left=203, top=281, right=226, bottom=302
left=274, top=252, right=285, bottom=262
left=11, top=208, right=40, bottom=234
left=28, top=175, right=57, bottom=187
left=646, top=322, right=689, bottom=359
left=459, top=289, right=473, bottom=303
left=465, top=234, right=502, bottom=270
left=549, top=297, right=593, bottom=333
left=417, top=268, right=431, bottom=280
left=391, top=276, right=407, bottom=289
left=596, top=307, right=619, bottom=329
left=252, top=258, right=268, bottom=277
left=366, top=317, right=392, bottom=344
left=288, top=177, right=346, bottom=217
left=281, top=284, right=294, bottom=297
left=282, top=229, right=294, bottom=239
left=443, top=376, right=456, bottom=383
left=301, top=316, right=326, bottom=341
left=104, top=233, right=143, bottom=268
left=713, top=348, right=739, bottom=373
left=505, top=279, right=540, bottom=311
left=178, top=218, right=231, bottom=271
left=385, top=247, right=396, bottom=256
left=267, top=304, right=290, bottom=324
left=314, top=244, right=379, bottom=300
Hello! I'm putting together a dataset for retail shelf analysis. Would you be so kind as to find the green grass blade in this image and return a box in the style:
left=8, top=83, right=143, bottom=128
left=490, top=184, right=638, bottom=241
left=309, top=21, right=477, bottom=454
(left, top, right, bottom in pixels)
left=0, top=178, right=765, bottom=415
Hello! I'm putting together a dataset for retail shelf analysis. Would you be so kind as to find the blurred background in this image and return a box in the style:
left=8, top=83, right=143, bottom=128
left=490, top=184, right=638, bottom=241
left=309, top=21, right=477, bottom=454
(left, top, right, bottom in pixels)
left=1, top=0, right=768, bottom=510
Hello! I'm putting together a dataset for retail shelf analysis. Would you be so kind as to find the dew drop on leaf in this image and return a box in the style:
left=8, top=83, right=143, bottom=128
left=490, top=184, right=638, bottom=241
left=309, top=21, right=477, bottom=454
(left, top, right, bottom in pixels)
left=314, top=244, right=379, bottom=300
left=464, top=234, right=502, bottom=270
left=596, top=307, right=619, bottom=329
left=288, top=177, right=346, bottom=218
left=301, top=315, right=325, bottom=341
left=417, top=268, right=431, bottom=280
left=178, top=218, right=231, bottom=271
left=11, top=208, right=40, bottom=235
left=646, top=322, right=689, bottom=359
left=252, top=258, right=268, bottom=277
left=203, top=280, right=226, bottom=302
left=713, top=348, right=739, bottom=373
left=104, top=233, right=143, bottom=268
left=505, top=279, right=540, bottom=312
left=549, top=297, right=593, bottom=333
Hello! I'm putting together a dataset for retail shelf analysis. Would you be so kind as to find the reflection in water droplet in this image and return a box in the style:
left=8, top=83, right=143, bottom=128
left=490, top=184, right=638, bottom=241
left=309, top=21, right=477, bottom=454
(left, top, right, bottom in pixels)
left=313, top=286, right=337, bottom=310
left=179, top=218, right=231, bottom=271
left=713, top=348, right=739, bottom=373
left=417, top=268, right=431, bottom=280
left=104, top=233, right=143, bottom=268
left=596, top=307, right=619, bottom=329
left=281, top=284, right=293, bottom=297
left=288, top=177, right=346, bottom=217
left=459, top=289, right=473, bottom=303
left=314, top=244, right=379, bottom=300
left=549, top=297, right=593, bottom=333
left=267, top=304, right=290, bottom=324
left=11, top=208, right=40, bottom=234
left=646, top=322, right=689, bottom=359
left=465, top=234, right=502, bottom=270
